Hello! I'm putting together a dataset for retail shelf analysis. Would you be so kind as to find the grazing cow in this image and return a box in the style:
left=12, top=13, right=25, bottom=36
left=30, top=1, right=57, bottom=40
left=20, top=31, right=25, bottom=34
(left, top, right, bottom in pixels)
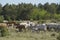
left=20, top=21, right=35, bottom=28
left=46, top=23, right=58, bottom=31
left=15, top=24, right=26, bottom=32
left=31, top=24, right=47, bottom=32
left=20, top=22, right=29, bottom=28
left=0, top=23, right=8, bottom=28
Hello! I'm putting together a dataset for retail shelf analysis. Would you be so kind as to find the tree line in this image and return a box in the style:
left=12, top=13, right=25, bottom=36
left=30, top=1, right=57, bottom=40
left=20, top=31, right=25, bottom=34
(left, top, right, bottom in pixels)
left=0, top=2, right=60, bottom=21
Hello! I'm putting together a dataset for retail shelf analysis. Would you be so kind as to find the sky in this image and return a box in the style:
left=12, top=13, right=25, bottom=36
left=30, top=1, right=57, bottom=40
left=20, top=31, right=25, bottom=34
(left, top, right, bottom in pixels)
left=0, top=0, right=60, bottom=6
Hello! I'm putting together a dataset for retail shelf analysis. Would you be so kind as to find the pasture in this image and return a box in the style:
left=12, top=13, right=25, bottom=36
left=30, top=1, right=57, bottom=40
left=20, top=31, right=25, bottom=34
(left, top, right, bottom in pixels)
left=0, top=28, right=59, bottom=40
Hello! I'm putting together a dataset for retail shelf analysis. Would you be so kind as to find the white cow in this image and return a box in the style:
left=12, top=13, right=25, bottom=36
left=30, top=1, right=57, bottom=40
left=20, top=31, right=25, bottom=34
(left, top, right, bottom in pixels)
left=20, top=21, right=35, bottom=28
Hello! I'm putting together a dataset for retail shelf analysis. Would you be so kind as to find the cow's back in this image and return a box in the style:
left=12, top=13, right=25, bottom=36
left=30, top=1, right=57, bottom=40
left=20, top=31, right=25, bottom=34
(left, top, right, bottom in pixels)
left=0, top=23, right=8, bottom=28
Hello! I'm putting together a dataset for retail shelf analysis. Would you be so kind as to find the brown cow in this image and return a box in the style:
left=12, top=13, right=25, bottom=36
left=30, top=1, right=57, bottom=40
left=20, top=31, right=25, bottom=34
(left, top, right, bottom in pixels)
left=15, top=24, right=26, bottom=32
left=5, top=21, right=16, bottom=28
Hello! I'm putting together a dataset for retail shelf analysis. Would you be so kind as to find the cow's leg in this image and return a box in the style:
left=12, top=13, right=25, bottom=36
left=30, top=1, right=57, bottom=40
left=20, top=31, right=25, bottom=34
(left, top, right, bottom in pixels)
left=47, top=27, right=51, bottom=31
left=23, top=28, right=26, bottom=32
left=19, top=28, right=22, bottom=32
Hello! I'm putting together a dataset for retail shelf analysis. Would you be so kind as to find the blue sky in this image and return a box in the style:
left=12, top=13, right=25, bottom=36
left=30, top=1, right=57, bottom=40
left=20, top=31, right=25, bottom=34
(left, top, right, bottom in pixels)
left=0, top=0, right=60, bottom=6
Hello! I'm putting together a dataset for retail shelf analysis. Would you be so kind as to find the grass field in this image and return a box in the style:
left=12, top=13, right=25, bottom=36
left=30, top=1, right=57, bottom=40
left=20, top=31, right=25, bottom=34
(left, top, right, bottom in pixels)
left=0, top=28, right=59, bottom=40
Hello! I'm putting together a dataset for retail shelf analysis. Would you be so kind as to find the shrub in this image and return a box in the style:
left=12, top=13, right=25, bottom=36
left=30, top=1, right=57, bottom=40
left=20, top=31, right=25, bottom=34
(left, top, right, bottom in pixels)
left=0, top=26, right=9, bottom=37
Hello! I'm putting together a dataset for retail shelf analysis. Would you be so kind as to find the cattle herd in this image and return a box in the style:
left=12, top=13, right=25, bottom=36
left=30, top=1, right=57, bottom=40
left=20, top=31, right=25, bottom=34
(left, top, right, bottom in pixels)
left=0, top=21, right=60, bottom=32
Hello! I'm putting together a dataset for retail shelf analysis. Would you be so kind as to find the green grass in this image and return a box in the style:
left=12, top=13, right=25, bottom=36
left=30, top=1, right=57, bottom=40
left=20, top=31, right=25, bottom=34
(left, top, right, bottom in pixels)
left=0, top=28, right=59, bottom=40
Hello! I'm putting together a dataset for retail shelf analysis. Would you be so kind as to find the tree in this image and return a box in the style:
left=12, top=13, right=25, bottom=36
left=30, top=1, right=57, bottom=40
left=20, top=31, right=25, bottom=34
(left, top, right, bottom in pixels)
left=30, top=8, right=40, bottom=20
left=30, top=8, right=48, bottom=20
left=38, top=3, right=43, bottom=9
left=0, top=16, right=4, bottom=23
left=17, top=3, right=33, bottom=20
left=57, top=4, right=60, bottom=14
left=0, top=4, right=2, bottom=15
left=50, top=3, right=57, bottom=14
left=2, top=4, right=18, bottom=20
left=44, top=2, right=49, bottom=11
left=0, top=3, right=59, bottom=21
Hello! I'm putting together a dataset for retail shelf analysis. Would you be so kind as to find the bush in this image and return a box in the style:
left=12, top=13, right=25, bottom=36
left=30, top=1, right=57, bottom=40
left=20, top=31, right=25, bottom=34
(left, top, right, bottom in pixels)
left=0, top=26, right=9, bottom=37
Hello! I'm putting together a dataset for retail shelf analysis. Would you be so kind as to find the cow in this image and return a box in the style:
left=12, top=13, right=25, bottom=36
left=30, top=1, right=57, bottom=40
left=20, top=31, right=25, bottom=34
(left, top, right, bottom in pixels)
left=0, top=23, right=8, bottom=29
left=30, top=24, right=47, bottom=32
left=15, top=23, right=26, bottom=32
left=20, top=21, right=35, bottom=29
left=15, top=21, right=35, bottom=32
left=46, top=23, right=58, bottom=31
left=5, top=21, right=16, bottom=28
